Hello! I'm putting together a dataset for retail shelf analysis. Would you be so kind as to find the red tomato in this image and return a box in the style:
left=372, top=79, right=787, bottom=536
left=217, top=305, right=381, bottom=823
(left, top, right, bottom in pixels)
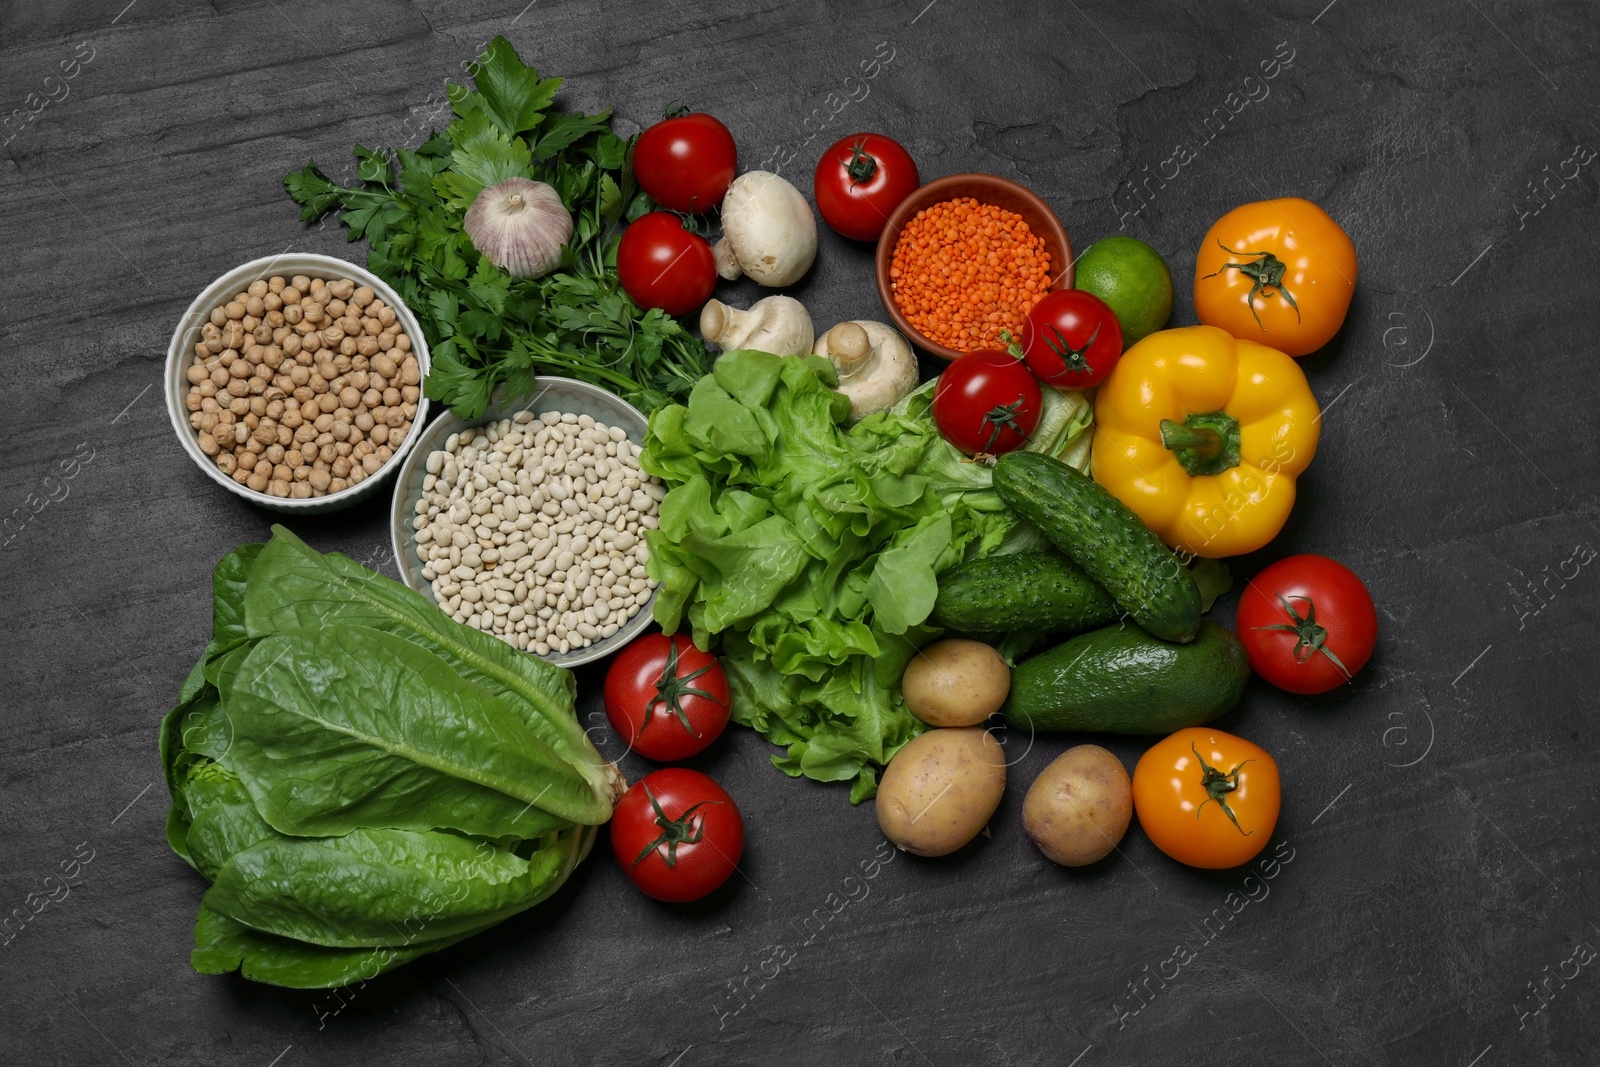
left=813, top=133, right=921, bottom=241
left=1237, top=554, right=1377, bottom=694
left=611, top=769, right=744, bottom=903
left=931, top=349, right=1042, bottom=456
left=633, top=112, right=737, bottom=214
left=604, top=633, right=730, bottom=762
left=1016, top=289, right=1123, bottom=388
left=616, top=212, right=716, bottom=316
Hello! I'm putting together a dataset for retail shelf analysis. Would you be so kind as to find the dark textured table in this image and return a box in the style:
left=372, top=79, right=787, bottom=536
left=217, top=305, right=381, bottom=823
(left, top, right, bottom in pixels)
left=4, top=1, right=1598, bottom=1064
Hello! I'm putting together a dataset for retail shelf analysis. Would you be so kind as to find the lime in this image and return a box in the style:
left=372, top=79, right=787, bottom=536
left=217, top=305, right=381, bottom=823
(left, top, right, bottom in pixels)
left=1072, top=236, right=1173, bottom=346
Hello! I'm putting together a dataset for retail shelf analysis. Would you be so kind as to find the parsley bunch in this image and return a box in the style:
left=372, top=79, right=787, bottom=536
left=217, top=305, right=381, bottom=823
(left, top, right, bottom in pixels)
left=284, top=36, right=712, bottom=419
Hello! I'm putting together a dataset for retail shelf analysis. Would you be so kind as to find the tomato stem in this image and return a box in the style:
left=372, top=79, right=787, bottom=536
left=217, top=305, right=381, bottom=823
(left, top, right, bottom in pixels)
left=844, top=137, right=878, bottom=185
left=630, top=783, right=723, bottom=870
left=1191, top=744, right=1256, bottom=836
left=981, top=396, right=1033, bottom=454
left=1202, top=241, right=1301, bottom=331
left=1044, top=322, right=1098, bottom=373
left=638, top=639, right=725, bottom=740
left=1250, top=593, right=1353, bottom=680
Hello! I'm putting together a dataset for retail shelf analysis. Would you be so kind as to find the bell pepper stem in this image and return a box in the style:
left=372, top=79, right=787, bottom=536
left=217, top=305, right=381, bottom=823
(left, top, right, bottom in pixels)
left=1160, top=419, right=1223, bottom=458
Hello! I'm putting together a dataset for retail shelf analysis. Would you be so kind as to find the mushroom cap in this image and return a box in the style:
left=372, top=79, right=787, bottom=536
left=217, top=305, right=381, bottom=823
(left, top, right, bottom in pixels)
left=814, top=320, right=918, bottom=423
left=718, top=171, right=818, bottom=286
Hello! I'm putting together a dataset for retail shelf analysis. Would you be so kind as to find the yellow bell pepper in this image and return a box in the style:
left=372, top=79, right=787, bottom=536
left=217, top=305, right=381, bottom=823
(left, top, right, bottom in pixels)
left=1091, top=325, right=1320, bottom=558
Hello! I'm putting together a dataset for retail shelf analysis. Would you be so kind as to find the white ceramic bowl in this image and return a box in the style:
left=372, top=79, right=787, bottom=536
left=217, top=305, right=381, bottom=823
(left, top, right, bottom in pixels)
left=390, top=378, right=659, bottom=669
left=165, top=253, right=431, bottom=514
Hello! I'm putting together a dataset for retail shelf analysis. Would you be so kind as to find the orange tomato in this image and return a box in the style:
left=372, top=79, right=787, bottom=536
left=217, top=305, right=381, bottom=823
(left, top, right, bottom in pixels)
left=1194, top=198, right=1356, bottom=357
left=1132, top=727, right=1281, bottom=869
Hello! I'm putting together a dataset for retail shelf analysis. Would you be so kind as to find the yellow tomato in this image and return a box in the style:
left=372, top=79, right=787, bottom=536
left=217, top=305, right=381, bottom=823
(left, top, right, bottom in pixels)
left=1133, top=727, right=1280, bottom=869
left=1195, top=198, right=1357, bottom=357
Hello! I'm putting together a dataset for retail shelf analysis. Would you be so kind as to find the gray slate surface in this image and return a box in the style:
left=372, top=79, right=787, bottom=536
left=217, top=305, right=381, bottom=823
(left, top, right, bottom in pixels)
left=3, top=0, right=1598, bottom=1064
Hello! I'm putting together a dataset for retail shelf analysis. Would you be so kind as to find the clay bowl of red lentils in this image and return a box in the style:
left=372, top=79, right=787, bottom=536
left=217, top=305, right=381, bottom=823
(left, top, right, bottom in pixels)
left=876, top=174, right=1073, bottom=362
left=164, top=253, right=431, bottom=513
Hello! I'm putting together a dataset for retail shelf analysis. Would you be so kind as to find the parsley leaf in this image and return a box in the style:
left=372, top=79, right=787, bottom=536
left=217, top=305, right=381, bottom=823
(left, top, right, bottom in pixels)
left=282, top=35, right=712, bottom=421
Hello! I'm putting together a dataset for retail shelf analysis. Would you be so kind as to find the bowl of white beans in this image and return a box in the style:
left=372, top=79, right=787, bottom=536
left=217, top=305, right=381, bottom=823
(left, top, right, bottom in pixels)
left=390, top=378, right=665, bottom=669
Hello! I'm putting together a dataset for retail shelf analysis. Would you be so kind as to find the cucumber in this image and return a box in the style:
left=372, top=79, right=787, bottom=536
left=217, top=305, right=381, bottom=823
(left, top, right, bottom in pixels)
left=932, top=552, right=1119, bottom=634
left=991, top=451, right=1201, bottom=643
left=1004, top=620, right=1249, bottom=734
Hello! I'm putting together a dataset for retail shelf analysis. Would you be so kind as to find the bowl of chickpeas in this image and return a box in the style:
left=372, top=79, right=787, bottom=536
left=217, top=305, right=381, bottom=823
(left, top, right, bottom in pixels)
left=164, top=253, right=430, bottom=513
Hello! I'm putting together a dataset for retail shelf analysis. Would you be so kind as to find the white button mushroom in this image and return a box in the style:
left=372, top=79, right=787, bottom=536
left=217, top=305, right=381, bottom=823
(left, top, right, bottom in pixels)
left=813, top=320, right=919, bottom=423
left=700, top=295, right=815, bottom=356
left=713, top=171, right=818, bottom=287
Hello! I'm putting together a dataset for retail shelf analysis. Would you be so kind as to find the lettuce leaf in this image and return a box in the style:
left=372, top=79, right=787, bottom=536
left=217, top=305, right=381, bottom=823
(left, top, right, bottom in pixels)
left=642, top=351, right=1092, bottom=801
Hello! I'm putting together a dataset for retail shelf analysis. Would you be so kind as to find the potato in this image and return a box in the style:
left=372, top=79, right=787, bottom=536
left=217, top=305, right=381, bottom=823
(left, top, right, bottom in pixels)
left=901, top=639, right=1010, bottom=727
left=876, top=726, right=1006, bottom=857
left=1022, top=745, right=1132, bottom=867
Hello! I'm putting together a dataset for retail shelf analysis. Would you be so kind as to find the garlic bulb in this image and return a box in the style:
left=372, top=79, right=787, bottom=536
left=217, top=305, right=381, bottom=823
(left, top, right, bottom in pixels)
left=464, top=177, right=572, bottom=279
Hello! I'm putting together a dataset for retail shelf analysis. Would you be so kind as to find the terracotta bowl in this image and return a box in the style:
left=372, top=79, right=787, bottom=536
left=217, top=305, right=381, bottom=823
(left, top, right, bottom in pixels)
left=874, top=173, right=1073, bottom=362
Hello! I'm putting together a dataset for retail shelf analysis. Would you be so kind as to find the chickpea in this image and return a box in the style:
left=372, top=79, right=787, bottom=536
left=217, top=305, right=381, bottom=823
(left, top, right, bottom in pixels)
left=186, top=365, right=208, bottom=385
left=264, top=292, right=283, bottom=312
left=302, top=332, right=323, bottom=354
left=370, top=424, right=390, bottom=446
left=301, top=441, right=319, bottom=462
left=352, top=285, right=374, bottom=308
left=197, top=432, right=219, bottom=456
left=198, top=381, right=217, bottom=399
left=268, top=276, right=286, bottom=293
left=330, top=478, right=349, bottom=493
left=333, top=353, right=352, bottom=374
left=263, top=347, right=284, bottom=370
left=238, top=451, right=257, bottom=471
left=386, top=407, right=406, bottom=428
left=216, top=451, right=237, bottom=475
left=209, top=306, right=227, bottom=327
left=319, top=443, right=339, bottom=464
left=394, top=334, right=412, bottom=354
left=283, top=333, right=302, bottom=357
left=247, top=280, right=268, bottom=298
left=378, top=306, right=396, bottom=326
left=377, top=333, right=394, bottom=351
left=311, top=285, right=332, bottom=304
left=308, top=468, right=332, bottom=492
left=326, top=298, right=347, bottom=318
left=292, top=481, right=312, bottom=499
left=265, top=443, right=286, bottom=465
left=400, top=385, right=420, bottom=403
left=332, top=456, right=352, bottom=478
left=225, top=300, right=246, bottom=320
left=376, top=444, right=394, bottom=461
left=354, top=410, right=375, bottom=432
left=247, top=470, right=271, bottom=492
left=317, top=360, right=339, bottom=382
left=332, top=420, right=351, bottom=441
left=245, top=295, right=265, bottom=318
left=248, top=396, right=268, bottom=417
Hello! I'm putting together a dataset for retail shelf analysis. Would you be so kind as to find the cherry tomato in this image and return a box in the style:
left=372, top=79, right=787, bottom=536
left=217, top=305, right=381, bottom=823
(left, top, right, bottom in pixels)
left=616, top=212, right=717, bottom=316
left=1133, top=727, right=1280, bottom=869
left=1015, top=289, right=1123, bottom=388
left=813, top=133, right=920, bottom=241
left=604, top=633, right=730, bottom=762
left=1237, top=554, right=1377, bottom=695
left=931, top=350, right=1042, bottom=456
left=611, top=768, right=744, bottom=903
left=633, top=111, right=737, bottom=214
